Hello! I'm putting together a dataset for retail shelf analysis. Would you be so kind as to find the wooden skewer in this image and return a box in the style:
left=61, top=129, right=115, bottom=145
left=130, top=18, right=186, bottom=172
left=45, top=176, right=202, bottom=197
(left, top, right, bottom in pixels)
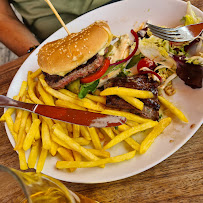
left=44, top=0, right=71, bottom=35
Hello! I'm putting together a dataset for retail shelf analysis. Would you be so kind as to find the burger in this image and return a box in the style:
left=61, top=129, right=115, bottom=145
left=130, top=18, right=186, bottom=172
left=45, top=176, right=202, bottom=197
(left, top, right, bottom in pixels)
left=38, top=21, right=114, bottom=90
left=37, top=21, right=162, bottom=121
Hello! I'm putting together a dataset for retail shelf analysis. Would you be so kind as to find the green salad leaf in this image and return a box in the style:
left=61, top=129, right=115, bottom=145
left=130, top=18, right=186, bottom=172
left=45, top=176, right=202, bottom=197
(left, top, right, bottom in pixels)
left=182, top=1, right=202, bottom=25
left=126, top=53, right=143, bottom=69
left=78, top=80, right=99, bottom=99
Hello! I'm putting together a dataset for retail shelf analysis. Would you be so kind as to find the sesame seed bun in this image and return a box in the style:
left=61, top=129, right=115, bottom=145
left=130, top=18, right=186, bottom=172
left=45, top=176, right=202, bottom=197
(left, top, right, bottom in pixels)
left=38, top=21, right=112, bottom=76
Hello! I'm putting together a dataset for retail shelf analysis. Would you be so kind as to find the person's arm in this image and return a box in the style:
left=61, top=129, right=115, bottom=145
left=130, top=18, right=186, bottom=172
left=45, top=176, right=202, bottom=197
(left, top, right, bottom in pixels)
left=0, top=0, right=40, bottom=56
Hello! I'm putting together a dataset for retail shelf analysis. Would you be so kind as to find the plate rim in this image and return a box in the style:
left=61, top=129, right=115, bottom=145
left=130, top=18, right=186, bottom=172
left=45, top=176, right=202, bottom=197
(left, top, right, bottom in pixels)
left=4, top=0, right=203, bottom=183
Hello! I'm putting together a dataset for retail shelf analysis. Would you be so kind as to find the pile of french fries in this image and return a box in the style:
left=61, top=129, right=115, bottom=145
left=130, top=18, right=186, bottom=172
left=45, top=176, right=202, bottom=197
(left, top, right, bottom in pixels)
left=0, top=68, right=188, bottom=173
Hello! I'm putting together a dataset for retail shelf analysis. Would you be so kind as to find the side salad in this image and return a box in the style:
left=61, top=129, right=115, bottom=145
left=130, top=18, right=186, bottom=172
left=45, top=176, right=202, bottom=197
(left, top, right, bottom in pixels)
left=72, top=1, right=202, bottom=100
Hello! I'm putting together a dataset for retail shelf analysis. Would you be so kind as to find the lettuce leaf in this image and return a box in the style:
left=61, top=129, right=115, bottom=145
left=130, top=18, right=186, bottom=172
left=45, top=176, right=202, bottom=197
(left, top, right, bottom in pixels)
left=182, top=1, right=202, bottom=25
left=78, top=80, right=99, bottom=99
left=139, top=36, right=176, bottom=68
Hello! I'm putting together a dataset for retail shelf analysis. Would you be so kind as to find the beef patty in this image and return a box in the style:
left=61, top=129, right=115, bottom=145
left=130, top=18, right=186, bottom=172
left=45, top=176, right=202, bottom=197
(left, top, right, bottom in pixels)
left=104, top=75, right=160, bottom=121
left=43, top=54, right=105, bottom=90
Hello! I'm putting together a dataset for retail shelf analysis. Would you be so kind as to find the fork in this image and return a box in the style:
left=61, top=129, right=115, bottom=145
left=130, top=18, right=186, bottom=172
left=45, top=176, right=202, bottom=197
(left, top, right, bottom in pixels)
left=147, top=22, right=203, bottom=42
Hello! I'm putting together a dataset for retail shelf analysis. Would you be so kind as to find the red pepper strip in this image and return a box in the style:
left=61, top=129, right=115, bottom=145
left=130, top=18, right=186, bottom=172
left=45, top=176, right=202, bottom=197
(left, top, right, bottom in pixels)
left=139, top=70, right=163, bottom=82
left=81, top=58, right=110, bottom=83
left=110, top=29, right=139, bottom=66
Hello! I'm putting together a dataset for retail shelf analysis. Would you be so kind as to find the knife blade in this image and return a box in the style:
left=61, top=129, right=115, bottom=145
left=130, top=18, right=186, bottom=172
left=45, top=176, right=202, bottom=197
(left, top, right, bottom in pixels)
left=0, top=95, right=126, bottom=128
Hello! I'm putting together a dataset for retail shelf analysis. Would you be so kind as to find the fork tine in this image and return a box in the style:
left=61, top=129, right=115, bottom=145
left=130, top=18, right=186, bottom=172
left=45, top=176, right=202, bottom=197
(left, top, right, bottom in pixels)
left=148, top=28, right=178, bottom=38
left=148, top=29, right=182, bottom=41
left=147, top=23, right=178, bottom=32
left=150, top=33, right=177, bottom=41
left=149, top=31, right=187, bottom=42
left=146, top=22, right=202, bottom=42
left=148, top=27, right=179, bottom=35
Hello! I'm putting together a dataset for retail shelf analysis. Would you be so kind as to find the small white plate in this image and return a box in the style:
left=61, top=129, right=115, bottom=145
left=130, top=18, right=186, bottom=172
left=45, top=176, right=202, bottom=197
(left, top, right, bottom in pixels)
left=5, top=0, right=203, bottom=183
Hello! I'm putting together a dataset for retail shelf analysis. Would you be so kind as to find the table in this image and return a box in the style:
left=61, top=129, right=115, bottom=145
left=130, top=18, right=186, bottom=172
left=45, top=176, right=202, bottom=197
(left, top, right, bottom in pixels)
left=0, top=1, right=202, bottom=202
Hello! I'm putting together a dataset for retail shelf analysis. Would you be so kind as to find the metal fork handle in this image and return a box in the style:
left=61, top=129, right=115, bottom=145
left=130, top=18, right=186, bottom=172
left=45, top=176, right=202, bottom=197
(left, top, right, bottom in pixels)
left=0, top=95, right=35, bottom=112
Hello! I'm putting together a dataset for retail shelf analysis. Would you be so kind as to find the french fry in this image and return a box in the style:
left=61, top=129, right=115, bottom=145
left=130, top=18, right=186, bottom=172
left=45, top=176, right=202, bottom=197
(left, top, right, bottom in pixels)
left=87, top=149, right=110, bottom=158
left=17, top=81, right=28, bottom=98
left=100, top=87, right=154, bottom=99
left=13, top=95, right=27, bottom=133
left=29, top=82, right=43, bottom=104
left=38, top=95, right=44, bottom=104
left=32, top=113, right=41, bottom=140
left=158, top=96, right=188, bottom=122
left=101, top=127, right=115, bottom=139
left=59, top=89, right=105, bottom=111
left=101, top=109, right=155, bottom=124
left=31, top=113, right=38, bottom=121
left=37, top=81, right=55, bottom=106
left=58, top=88, right=78, bottom=99
left=140, top=117, right=172, bottom=154
left=4, top=114, right=18, bottom=143
left=111, top=127, right=120, bottom=135
left=119, top=96, right=144, bottom=111
left=85, top=94, right=106, bottom=105
left=57, top=147, right=75, bottom=172
left=28, top=140, right=41, bottom=168
left=15, top=110, right=30, bottom=150
left=93, top=89, right=101, bottom=96
left=57, top=147, right=74, bottom=161
left=50, top=140, right=58, bottom=156
left=80, top=126, right=91, bottom=140
left=53, top=121, right=66, bottom=133
left=36, top=148, right=48, bottom=173
left=54, top=120, right=69, bottom=135
left=52, top=124, right=99, bottom=161
left=25, top=98, right=33, bottom=104
left=61, top=123, right=69, bottom=135
left=55, top=99, right=86, bottom=111
left=124, top=138, right=140, bottom=151
left=96, top=128, right=105, bottom=141
left=25, top=115, right=32, bottom=134
left=59, top=89, right=105, bottom=106
left=0, top=108, right=15, bottom=122
left=35, top=126, right=41, bottom=140
left=67, top=123, right=73, bottom=133
left=30, top=68, right=42, bottom=79
left=31, top=113, right=41, bottom=140
left=51, top=133, right=71, bottom=150
left=72, top=150, right=81, bottom=171
left=41, top=119, right=51, bottom=150
left=28, top=71, right=43, bottom=104
left=0, top=81, right=27, bottom=121
left=13, top=108, right=23, bottom=133
left=41, top=116, right=54, bottom=131
left=56, top=150, right=136, bottom=168
left=18, top=149, right=28, bottom=170
left=117, top=124, right=130, bottom=132
left=39, top=77, right=103, bottom=111
left=104, top=121, right=157, bottom=150
left=73, top=137, right=90, bottom=146
left=73, top=124, right=80, bottom=138
left=23, top=119, right=41, bottom=151
left=72, top=150, right=81, bottom=161
left=88, top=127, right=102, bottom=150
left=112, top=127, right=140, bottom=150
left=126, top=120, right=139, bottom=127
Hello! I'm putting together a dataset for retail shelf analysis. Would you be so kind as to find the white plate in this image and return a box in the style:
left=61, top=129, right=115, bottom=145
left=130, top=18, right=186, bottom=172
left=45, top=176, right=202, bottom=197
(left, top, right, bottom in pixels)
left=5, top=0, right=203, bottom=183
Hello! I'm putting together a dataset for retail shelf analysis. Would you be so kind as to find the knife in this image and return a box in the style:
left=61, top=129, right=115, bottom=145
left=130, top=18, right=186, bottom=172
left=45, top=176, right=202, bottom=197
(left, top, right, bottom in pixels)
left=0, top=95, right=126, bottom=128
